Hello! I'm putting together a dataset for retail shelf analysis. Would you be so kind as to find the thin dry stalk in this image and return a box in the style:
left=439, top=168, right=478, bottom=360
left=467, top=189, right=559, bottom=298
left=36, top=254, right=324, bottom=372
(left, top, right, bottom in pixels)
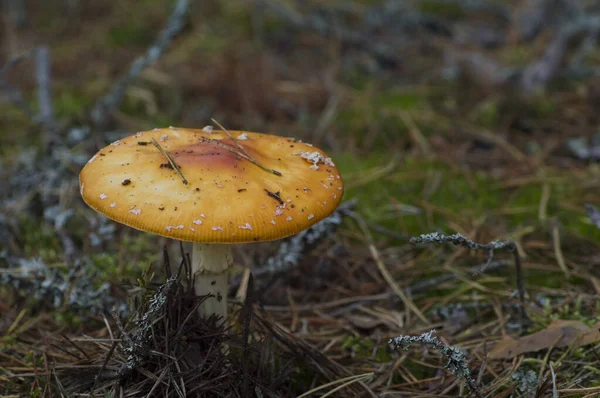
left=151, top=137, right=188, bottom=185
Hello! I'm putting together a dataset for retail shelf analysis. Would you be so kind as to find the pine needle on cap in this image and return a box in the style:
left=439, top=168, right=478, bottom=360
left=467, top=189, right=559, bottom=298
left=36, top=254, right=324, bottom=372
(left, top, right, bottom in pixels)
left=151, top=137, right=188, bottom=185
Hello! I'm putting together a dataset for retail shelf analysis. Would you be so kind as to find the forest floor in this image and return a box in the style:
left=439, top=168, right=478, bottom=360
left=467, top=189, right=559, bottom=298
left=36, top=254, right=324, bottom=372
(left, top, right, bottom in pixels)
left=2, top=1, right=600, bottom=397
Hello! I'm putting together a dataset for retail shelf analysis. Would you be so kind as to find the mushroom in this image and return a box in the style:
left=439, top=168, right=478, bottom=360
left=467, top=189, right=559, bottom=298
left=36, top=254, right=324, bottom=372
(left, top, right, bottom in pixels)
left=79, top=127, right=344, bottom=320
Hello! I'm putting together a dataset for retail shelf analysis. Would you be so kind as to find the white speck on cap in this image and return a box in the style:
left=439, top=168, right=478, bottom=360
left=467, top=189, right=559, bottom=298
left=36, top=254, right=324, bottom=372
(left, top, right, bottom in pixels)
left=212, top=226, right=224, bottom=231
left=286, top=216, right=292, bottom=222
left=270, top=220, right=276, bottom=225
left=129, top=208, right=141, bottom=215
left=166, top=225, right=184, bottom=232
left=308, top=213, right=314, bottom=220
left=99, top=193, right=108, bottom=200
left=274, top=203, right=286, bottom=216
left=238, top=133, right=248, bottom=140
left=200, top=213, right=206, bottom=218
left=111, top=140, right=121, bottom=146
left=202, top=125, right=213, bottom=133
left=238, top=222, right=252, bottom=230
left=293, top=151, right=335, bottom=170
left=193, top=219, right=203, bottom=225
left=110, top=202, right=117, bottom=208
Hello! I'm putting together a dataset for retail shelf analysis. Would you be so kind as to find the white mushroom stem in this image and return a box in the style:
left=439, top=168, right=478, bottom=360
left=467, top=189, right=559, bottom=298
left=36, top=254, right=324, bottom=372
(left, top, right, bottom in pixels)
left=192, top=243, right=232, bottom=320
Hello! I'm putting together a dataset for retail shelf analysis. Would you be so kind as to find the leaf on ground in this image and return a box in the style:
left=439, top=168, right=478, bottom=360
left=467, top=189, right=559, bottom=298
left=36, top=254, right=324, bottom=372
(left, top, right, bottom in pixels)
left=489, top=319, right=600, bottom=360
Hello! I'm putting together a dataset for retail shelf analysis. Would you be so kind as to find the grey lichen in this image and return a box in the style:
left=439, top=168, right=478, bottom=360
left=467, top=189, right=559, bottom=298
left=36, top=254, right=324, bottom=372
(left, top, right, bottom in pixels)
left=117, top=274, right=178, bottom=378
left=0, top=255, right=126, bottom=316
left=255, top=199, right=356, bottom=277
left=389, top=329, right=482, bottom=398
left=512, top=369, right=539, bottom=397
left=410, top=232, right=516, bottom=269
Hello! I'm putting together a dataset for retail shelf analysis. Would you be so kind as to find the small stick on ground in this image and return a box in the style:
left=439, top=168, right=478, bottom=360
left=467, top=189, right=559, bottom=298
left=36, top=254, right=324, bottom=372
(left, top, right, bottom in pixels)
left=151, top=138, right=188, bottom=185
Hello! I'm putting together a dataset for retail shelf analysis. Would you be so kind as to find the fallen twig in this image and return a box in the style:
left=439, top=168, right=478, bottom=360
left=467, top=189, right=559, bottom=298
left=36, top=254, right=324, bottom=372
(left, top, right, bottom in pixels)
left=91, top=0, right=190, bottom=126
left=411, top=232, right=528, bottom=323
left=253, top=199, right=356, bottom=277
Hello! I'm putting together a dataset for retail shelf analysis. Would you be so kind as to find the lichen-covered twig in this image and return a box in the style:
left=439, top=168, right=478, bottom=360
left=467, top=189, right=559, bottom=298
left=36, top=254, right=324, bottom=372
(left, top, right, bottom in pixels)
left=410, top=232, right=528, bottom=322
left=254, top=199, right=356, bottom=277
left=115, top=274, right=179, bottom=378
left=91, top=0, right=190, bottom=126
left=389, top=329, right=483, bottom=398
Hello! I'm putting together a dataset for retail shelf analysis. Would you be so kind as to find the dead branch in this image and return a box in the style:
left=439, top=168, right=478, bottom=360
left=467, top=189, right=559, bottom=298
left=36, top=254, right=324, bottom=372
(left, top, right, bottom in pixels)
left=35, top=46, right=54, bottom=128
left=91, top=0, right=190, bottom=127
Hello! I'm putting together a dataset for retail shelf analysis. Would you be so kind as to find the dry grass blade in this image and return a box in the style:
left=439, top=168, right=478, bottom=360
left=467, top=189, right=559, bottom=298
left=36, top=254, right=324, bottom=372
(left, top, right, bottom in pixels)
left=296, top=372, right=374, bottom=398
left=369, top=243, right=429, bottom=324
left=552, top=224, right=570, bottom=277
left=352, top=213, right=429, bottom=324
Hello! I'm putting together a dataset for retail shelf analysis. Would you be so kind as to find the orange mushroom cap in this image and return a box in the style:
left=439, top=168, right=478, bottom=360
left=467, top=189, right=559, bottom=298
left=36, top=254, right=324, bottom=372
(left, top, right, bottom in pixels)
left=79, top=127, right=344, bottom=243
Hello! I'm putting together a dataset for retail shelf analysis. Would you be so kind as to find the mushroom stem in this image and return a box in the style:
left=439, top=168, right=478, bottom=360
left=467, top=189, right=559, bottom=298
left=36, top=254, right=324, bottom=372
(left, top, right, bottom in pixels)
left=192, top=243, right=232, bottom=320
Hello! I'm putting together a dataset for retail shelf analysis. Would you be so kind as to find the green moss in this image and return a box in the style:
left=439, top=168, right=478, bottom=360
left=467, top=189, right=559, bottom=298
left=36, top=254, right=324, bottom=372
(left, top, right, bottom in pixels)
left=19, top=218, right=62, bottom=263
left=530, top=95, right=556, bottom=118
left=109, top=24, right=155, bottom=47
left=499, top=45, right=533, bottom=67
left=375, top=91, right=425, bottom=111
left=54, top=310, right=84, bottom=328
left=341, top=334, right=393, bottom=362
left=471, top=99, right=500, bottom=127
left=417, top=1, right=467, bottom=20
left=337, top=153, right=503, bottom=236
left=89, top=233, right=159, bottom=279
left=54, top=90, right=93, bottom=119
